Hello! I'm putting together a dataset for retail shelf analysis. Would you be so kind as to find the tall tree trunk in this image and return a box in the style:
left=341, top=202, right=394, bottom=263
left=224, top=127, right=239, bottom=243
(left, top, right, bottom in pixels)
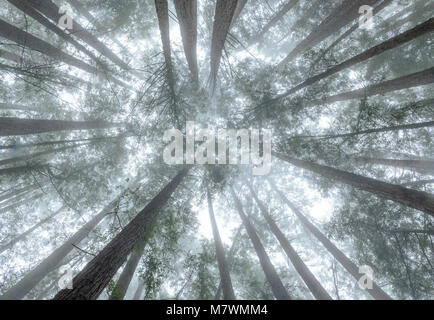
left=402, top=179, right=434, bottom=187
left=0, top=102, right=41, bottom=112
left=278, top=18, right=434, bottom=99
left=248, top=0, right=299, bottom=46
left=273, top=152, right=434, bottom=217
left=0, top=181, right=47, bottom=203
left=207, top=187, right=236, bottom=299
left=279, top=0, right=381, bottom=65
left=209, top=0, right=239, bottom=95
left=0, top=192, right=43, bottom=215
left=0, top=19, right=133, bottom=90
left=0, top=164, right=44, bottom=177
left=318, top=67, right=434, bottom=104
left=132, top=280, right=145, bottom=300
left=229, top=186, right=291, bottom=300
left=53, top=167, right=191, bottom=300
left=174, top=0, right=199, bottom=83
left=26, top=0, right=135, bottom=75
left=245, top=180, right=332, bottom=300
left=352, top=157, right=434, bottom=173
left=314, top=0, right=394, bottom=64
left=229, top=0, right=248, bottom=30
left=0, top=117, right=117, bottom=136
left=109, top=239, right=148, bottom=300
left=267, top=177, right=393, bottom=300
left=0, top=206, right=65, bottom=254
left=0, top=143, right=87, bottom=167
left=0, top=195, right=124, bottom=300
left=288, top=118, right=434, bottom=141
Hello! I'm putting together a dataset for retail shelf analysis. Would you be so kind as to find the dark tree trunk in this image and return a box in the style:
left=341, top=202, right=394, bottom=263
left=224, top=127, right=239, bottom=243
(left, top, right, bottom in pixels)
left=353, top=157, right=434, bottom=173
left=230, top=0, right=248, bottom=30
left=273, top=152, right=434, bottom=217
left=319, top=67, right=434, bottom=104
left=209, top=0, right=239, bottom=95
left=174, top=0, right=199, bottom=83
left=248, top=0, right=299, bottom=46
left=53, top=167, right=190, bottom=300
left=0, top=196, right=123, bottom=300
left=207, top=187, right=236, bottom=299
left=0, top=117, right=117, bottom=136
left=109, top=239, right=147, bottom=300
left=229, top=186, right=291, bottom=300
left=0, top=206, right=65, bottom=254
left=278, top=18, right=434, bottom=99
left=267, top=178, right=393, bottom=300
left=279, top=0, right=381, bottom=65
left=245, top=180, right=332, bottom=300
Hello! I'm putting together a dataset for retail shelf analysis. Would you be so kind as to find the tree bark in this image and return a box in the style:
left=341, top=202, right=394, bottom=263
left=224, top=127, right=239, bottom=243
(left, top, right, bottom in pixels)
left=132, top=280, right=145, bottom=300
left=229, top=186, right=291, bottom=300
left=267, top=177, right=393, bottom=300
left=318, top=67, right=434, bottom=104
left=209, top=0, right=239, bottom=95
left=279, top=0, right=381, bottom=65
left=0, top=205, right=65, bottom=254
left=278, top=18, right=434, bottom=99
left=174, top=0, right=199, bottom=83
left=53, top=167, right=191, bottom=300
left=207, top=187, right=236, bottom=299
left=352, top=157, right=434, bottom=174
left=0, top=195, right=123, bottom=300
left=273, top=152, right=434, bottom=217
left=248, top=0, right=299, bottom=46
left=0, top=117, right=117, bottom=136
left=229, top=0, right=248, bottom=30
left=245, top=180, right=332, bottom=300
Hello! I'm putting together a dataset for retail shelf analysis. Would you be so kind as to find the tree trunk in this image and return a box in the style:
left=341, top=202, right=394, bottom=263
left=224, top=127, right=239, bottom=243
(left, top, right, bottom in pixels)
left=273, top=152, right=434, bottom=217
left=174, top=0, right=199, bottom=83
left=53, top=167, right=191, bottom=300
left=248, top=0, right=299, bottom=46
left=132, top=280, right=145, bottom=300
left=0, top=117, right=117, bottom=136
left=314, top=0, right=394, bottom=64
left=0, top=143, right=87, bottom=167
left=0, top=182, right=47, bottom=203
left=209, top=0, right=239, bottom=95
left=245, top=180, right=332, bottom=300
left=0, top=205, right=65, bottom=254
left=267, top=177, right=393, bottom=300
left=229, top=0, right=248, bottom=30
left=207, top=187, right=236, bottom=299
left=279, top=0, right=381, bottom=65
left=0, top=164, right=44, bottom=177
left=402, top=179, right=434, bottom=187
left=26, top=0, right=135, bottom=75
left=0, top=102, right=42, bottom=112
left=109, top=239, right=148, bottom=300
left=229, top=186, right=291, bottom=300
left=319, top=67, right=434, bottom=104
left=0, top=192, right=43, bottom=215
left=353, top=156, right=434, bottom=173
left=0, top=195, right=124, bottom=300
left=279, top=18, right=434, bottom=99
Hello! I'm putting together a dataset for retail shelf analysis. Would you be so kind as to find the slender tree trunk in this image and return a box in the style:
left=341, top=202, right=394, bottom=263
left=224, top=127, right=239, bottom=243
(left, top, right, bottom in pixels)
left=352, top=156, right=434, bottom=173
left=26, top=0, right=135, bottom=75
left=174, top=0, right=199, bottom=83
left=0, top=195, right=124, bottom=300
left=109, top=239, right=148, bottom=300
left=0, top=192, right=43, bottom=215
left=314, top=0, right=394, bottom=64
left=207, top=187, right=236, bottom=299
left=0, top=206, right=65, bottom=254
left=279, top=0, right=381, bottom=65
left=0, top=182, right=47, bottom=203
left=229, top=186, right=291, bottom=300
left=0, top=164, right=44, bottom=177
left=248, top=0, right=299, bottom=46
left=0, top=117, right=117, bottom=136
left=209, top=0, right=239, bottom=95
left=267, top=177, right=393, bottom=300
left=53, top=167, right=191, bottom=300
left=245, top=180, right=332, bottom=300
left=288, top=118, right=434, bottom=141
left=132, top=280, right=145, bottom=300
left=273, top=152, right=434, bottom=217
left=0, top=143, right=87, bottom=167
left=0, top=102, right=41, bottom=112
left=278, top=18, right=434, bottom=99
left=318, top=67, right=434, bottom=104
left=229, top=0, right=248, bottom=30
left=402, top=179, right=434, bottom=187
left=0, top=19, right=133, bottom=90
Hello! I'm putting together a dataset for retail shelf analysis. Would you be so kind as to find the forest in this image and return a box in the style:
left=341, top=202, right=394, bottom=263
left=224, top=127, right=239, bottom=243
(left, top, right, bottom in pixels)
left=0, top=0, right=433, bottom=301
